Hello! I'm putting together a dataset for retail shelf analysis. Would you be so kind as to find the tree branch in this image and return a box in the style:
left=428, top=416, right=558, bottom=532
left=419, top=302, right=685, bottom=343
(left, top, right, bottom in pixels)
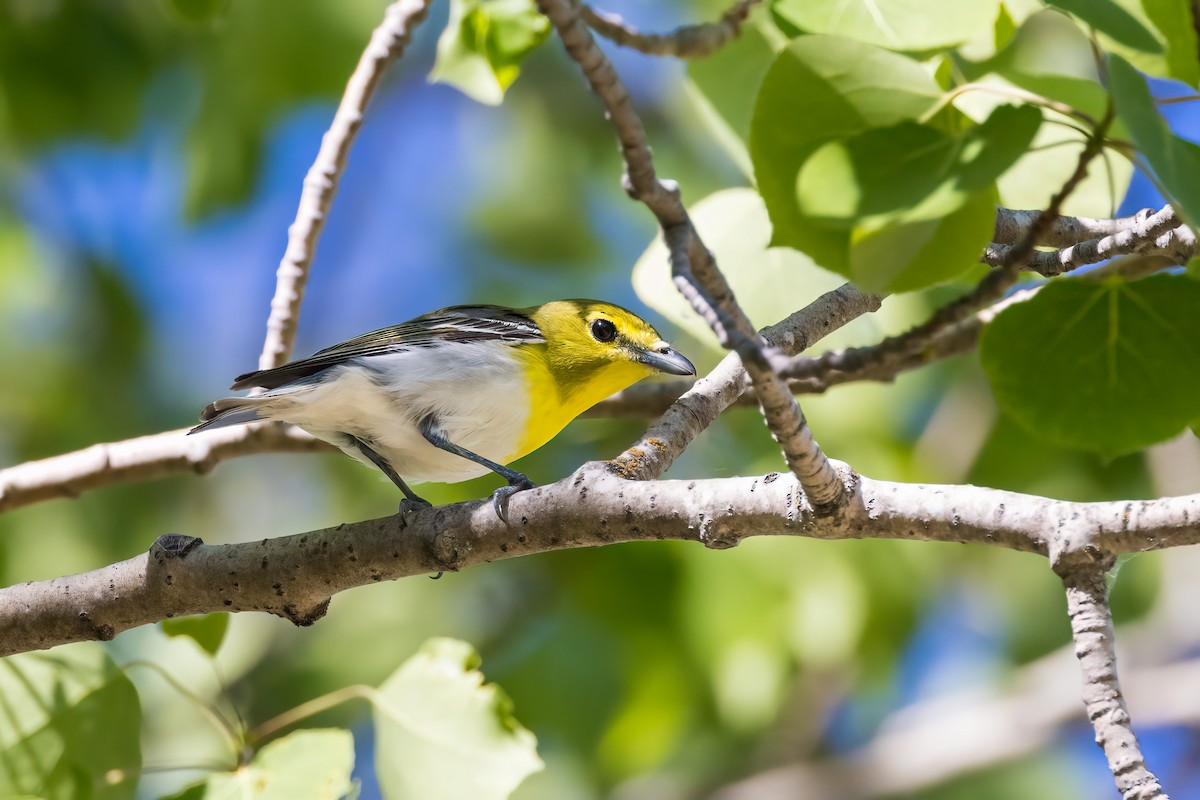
left=983, top=205, right=1195, bottom=277
left=1059, top=565, right=1168, bottom=800
left=538, top=0, right=850, bottom=509
left=0, top=425, right=332, bottom=515
left=580, top=0, right=759, bottom=58
left=608, top=284, right=880, bottom=478
left=257, top=0, right=432, bottom=371
left=993, top=206, right=1157, bottom=248
left=6, top=462, right=1200, bottom=656
left=715, top=643, right=1200, bottom=799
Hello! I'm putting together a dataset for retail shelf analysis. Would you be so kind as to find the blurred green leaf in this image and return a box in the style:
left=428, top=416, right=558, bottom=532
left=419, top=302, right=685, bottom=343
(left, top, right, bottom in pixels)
left=0, top=645, right=141, bottom=799
left=1044, top=0, right=1162, bottom=53
left=0, top=2, right=167, bottom=145
left=958, top=11, right=1133, bottom=217
left=632, top=188, right=844, bottom=346
left=980, top=275, right=1200, bottom=455
left=374, top=638, right=542, bottom=800
left=686, top=18, right=786, bottom=177
left=161, top=613, right=230, bottom=656
left=770, top=0, right=1000, bottom=50
left=1142, top=0, right=1200, bottom=85
left=966, top=9, right=1108, bottom=118
left=1110, top=53, right=1200, bottom=226
left=185, top=0, right=386, bottom=216
left=750, top=35, right=942, bottom=270
left=431, top=0, right=550, bottom=105
left=164, top=0, right=233, bottom=25
left=163, top=729, right=355, bottom=799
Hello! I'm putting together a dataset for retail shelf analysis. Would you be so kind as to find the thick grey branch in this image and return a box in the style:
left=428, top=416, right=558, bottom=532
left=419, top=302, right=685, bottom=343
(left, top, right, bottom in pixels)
left=258, top=0, right=432, bottom=371
left=0, top=425, right=331, bottom=515
left=580, top=0, right=759, bottom=58
left=1060, top=566, right=1168, bottom=800
left=6, top=462, right=1200, bottom=656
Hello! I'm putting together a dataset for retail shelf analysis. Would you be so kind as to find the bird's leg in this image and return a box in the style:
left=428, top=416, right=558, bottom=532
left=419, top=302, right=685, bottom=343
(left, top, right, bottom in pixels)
left=352, top=436, right=432, bottom=515
left=418, top=416, right=535, bottom=523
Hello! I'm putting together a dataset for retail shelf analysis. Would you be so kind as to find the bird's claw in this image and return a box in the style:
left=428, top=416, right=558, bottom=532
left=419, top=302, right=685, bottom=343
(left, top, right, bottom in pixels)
left=397, top=496, right=433, bottom=520
left=491, top=476, right=536, bottom=523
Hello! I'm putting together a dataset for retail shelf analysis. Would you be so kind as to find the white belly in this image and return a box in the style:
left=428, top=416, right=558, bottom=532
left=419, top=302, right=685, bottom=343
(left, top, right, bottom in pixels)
left=255, top=344, right=531, bottom=484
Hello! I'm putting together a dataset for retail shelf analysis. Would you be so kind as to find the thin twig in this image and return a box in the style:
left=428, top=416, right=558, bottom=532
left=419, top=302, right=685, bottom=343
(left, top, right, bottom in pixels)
left=992, top=206, right=1157, bottom=248
left=250, top=685, right=378, bottom=744
left=983, top=205, right=1193, bottom=276
left=608, top=285, right=880, bottom=480
left=580, top=0, right=760, bottom=58
left=257, top=0, right=433, bottom=371
left=1059, top=566, right=1168, bottom=800
left=0, top=424, right=332, bottom=516
left=537, top=0, right=848, bottom=509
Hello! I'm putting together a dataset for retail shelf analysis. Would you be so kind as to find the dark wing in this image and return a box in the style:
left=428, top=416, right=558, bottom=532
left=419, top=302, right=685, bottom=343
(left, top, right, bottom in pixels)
left=230, top=305, right=543, bottom=390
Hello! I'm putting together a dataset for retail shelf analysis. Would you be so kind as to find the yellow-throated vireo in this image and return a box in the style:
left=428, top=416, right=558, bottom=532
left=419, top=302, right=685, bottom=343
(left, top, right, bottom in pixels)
left=191, top=300, right=695, bottom=517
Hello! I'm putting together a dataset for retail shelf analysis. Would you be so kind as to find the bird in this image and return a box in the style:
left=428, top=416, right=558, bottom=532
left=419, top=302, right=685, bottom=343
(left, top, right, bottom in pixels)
left=191, top=300, right=696, bottom=519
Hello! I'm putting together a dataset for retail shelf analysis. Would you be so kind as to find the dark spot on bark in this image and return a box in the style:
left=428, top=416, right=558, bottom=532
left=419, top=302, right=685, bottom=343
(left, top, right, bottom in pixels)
left=517, top=533, right=526, bottom=543
left=763, top=473, right=779, bottom=484
left=500, top=543, right=509, bottom=552
left=223, top=599, right=233, bottom=606
left=261, top=557, right=269, bottom=569
left=272, top=582, right=284, bottom=597
left=164, top=574, right=173, bottom=586
left=151, top=534, right=203, bottom=559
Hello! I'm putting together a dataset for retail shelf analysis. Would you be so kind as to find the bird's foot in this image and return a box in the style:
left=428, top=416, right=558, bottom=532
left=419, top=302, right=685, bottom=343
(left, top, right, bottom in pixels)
left=397, top=496, right=433, bottom=519
left=491, top=475, right=536, bottom=523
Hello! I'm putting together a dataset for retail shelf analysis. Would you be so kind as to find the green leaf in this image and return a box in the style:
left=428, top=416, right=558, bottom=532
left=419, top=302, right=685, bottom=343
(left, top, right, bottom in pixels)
left=632, top=188, right=845, bottom=346
left=770, top=0, right=1000, bottom=50
left=1109, top=53, right=1200, bottom=226
left=373, top=638, right=542, bottom=800
left=164, top=730, right=355, bottom=799
left=687, top=19, right=787, bottom=178
left=163, top=0, right=233, bottom=25
left=750, top=35, right=942, bottom=270
left=0, top=645, right=141, bottom=799
left=848, top=186, right=1000, bottom=292
left=756, top=61, right=1039, bottom=293
left=967, top=9, right=1109, bottom=118
left=1044, top=0, right=1162, bottom=53
left=161, top=613, right=230, bottom=656
left=1143, top=0, right=1200, bottom=86
left=957, top=10, right=1133, bottom=217
left=430, top=0, right=550, bottom=105
left=980, top=275, right=1200, bottom=455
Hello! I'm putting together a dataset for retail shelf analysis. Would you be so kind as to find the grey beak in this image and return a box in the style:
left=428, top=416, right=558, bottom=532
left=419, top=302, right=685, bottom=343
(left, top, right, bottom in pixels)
left=635, top=346, right=696, bottom=376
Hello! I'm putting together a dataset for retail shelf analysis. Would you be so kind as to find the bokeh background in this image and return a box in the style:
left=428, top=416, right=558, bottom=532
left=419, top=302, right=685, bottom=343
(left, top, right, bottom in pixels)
left=2, top=0, right=1199, bottom=797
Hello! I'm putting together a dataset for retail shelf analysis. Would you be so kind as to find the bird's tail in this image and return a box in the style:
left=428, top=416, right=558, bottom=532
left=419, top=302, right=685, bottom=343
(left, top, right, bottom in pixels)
left=188, top=397, right=266, bottom=434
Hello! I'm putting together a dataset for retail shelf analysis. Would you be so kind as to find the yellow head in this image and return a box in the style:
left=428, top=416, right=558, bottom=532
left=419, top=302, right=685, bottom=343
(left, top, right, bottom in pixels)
left=508, top=299, right=695, bottom=458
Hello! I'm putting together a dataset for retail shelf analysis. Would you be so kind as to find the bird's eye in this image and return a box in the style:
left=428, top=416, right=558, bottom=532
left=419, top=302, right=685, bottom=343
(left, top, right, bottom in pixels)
left=590, top=318, right=617, bottom=342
